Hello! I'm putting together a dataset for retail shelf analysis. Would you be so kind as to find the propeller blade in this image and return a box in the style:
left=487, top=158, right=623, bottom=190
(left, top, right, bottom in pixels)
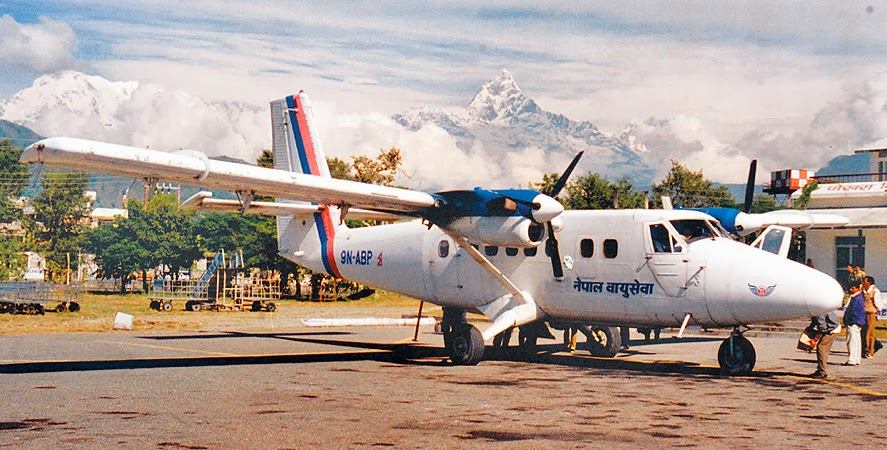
left=744, top=159, right=757, bottom=213
left=546, top=151, right=584, bottom=198
left=546, top=222, right=564, bottom=280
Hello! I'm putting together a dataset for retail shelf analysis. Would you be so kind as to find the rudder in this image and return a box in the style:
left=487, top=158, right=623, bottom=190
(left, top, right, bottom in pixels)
left=271, top=91, right=342, bottom=277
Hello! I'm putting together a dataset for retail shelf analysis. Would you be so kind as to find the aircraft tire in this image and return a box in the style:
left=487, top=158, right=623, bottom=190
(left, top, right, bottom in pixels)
left=448, top=324, right=484, bottom=365
left=584, top=326, right=621, bottom=358
left=718, top=335, right=756, bottom=376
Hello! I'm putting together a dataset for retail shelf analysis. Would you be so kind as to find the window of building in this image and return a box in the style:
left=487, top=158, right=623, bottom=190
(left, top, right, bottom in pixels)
left=580, top=239, right=594, bottom=258
left=438, top=240, right=449, bottom=258
left=603, top=239, right=618, bottom=258
left=485, top=245, right=499, bottom=256
left=523, top=247, right=537, bottom=257
left=505, top=247, right=518, bottom=256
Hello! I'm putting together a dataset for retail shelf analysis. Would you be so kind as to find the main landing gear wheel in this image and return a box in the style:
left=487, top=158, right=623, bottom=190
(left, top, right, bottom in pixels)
left=583, top=326, right=621, bottom=358
left=447, top=324, right=485, bottom=365
left=718, top=332, right=756, bottom=376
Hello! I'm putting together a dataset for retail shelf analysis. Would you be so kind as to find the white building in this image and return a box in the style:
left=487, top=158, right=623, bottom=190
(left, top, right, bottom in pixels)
left=794, top=180, right=887, bottom=290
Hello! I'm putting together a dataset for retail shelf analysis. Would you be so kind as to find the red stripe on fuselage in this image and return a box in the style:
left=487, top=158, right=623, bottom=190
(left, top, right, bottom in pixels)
left=319, top=205, right=341, bottom=278
left=293, top=94, right=321, bottom=176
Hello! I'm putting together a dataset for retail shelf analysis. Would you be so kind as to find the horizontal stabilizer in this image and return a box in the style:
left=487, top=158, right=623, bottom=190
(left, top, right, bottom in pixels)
left=22, top=137, right=436, bottom=213
left=181, top=191, right=406, bottom=221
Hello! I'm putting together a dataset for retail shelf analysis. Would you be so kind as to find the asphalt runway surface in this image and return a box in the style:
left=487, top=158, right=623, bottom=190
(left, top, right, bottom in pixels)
left=1, top=324, right=885, bottom=448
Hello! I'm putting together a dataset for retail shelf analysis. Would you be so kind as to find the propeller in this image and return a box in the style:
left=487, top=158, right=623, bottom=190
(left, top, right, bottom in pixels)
left=743, top=159, right=757, bottom=213
left=541, top=151, right=584, bottom=281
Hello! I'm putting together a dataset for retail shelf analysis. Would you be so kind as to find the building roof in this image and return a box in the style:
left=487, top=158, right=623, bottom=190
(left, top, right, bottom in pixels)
left=806, top=207, right=887, bottom=229
left=792, top=181, right=887, bottom=208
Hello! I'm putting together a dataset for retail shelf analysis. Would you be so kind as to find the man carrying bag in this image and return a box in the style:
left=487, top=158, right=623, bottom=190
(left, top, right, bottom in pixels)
left=808, top=311, right=841, bottom=379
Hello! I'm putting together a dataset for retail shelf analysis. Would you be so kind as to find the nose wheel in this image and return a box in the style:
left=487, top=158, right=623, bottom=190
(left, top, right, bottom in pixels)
left=718, top=329, right=756, bottom=376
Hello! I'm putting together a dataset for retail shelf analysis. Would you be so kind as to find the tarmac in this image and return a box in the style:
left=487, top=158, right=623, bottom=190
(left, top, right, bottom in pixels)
left=1, top=322, right=885, bottom=448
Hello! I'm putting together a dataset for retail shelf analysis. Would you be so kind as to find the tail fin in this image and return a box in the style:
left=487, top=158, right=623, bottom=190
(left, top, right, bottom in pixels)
left=271, top=91, right=342, bottom=277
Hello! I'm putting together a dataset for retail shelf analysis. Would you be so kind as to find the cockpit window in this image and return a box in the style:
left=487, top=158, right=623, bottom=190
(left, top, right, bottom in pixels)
left=649, top=224, right=673, bottom=253
left=670, top=219, right=717, bottom=242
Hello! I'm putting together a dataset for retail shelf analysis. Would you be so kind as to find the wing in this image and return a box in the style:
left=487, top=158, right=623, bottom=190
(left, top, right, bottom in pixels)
left=758, top=210, right=849, bottom=229
left=764, top=285, right=777, bottom=296
left=21, top=137, right=436, bottom=214
left=180, top=191, right=407, bottom=221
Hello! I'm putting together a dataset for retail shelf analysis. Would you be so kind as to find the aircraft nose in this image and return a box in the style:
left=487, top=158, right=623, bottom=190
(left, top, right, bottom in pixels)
left=805, top=271, right=844, bottom=316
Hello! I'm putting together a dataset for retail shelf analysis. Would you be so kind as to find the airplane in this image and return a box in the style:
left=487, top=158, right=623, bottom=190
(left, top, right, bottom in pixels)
left=677, top=160, right=849, bottom=238
left=19, top=91, right=845, bottom=376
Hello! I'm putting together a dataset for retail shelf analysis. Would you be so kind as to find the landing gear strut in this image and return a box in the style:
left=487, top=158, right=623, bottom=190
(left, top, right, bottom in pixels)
left=441, top=308, right=484, bottom=365
left=718, top=328, right=756, bottom=376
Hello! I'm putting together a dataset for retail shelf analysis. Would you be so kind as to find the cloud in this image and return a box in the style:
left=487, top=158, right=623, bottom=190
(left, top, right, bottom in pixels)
left=0, top=71, right=268, bottom=163
left=729, top=74, right=887, bottom=171
left=626, top=115, right=754, bottom=183
left=0, top=15, right=78, bottom=72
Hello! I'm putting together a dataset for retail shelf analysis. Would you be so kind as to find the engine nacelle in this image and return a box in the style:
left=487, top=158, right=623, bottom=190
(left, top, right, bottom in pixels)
left=444, top=216, right=545, bottom=248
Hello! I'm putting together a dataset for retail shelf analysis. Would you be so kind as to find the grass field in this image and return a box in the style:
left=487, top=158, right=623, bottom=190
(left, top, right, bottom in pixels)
left=0, top=291, right=426, bottom=336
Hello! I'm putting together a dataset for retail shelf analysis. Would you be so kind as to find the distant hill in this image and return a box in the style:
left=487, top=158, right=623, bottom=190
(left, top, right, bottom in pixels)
left=0, top=119, right=42, bottom=147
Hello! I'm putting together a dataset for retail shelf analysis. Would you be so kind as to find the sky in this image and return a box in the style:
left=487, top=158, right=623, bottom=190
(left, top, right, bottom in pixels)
left=0, top=1, right=885, bottom=186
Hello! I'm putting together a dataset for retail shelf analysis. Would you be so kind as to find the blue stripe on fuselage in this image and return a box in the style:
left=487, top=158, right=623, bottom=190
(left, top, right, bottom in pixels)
left=285, top=95, right=313, bottom=175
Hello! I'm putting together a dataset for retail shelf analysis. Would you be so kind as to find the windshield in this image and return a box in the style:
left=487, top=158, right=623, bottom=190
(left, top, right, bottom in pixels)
left=670, top=219, right=718, bottom=242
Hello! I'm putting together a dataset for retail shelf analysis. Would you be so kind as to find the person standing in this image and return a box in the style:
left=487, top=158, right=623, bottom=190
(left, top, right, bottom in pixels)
left=563, top=326, right=578, bottom=352
left=843, top=285, right=866, bottom=366
left=809, top=311, right=840, bottom=379
left=863, top=276, right=883, bottom=358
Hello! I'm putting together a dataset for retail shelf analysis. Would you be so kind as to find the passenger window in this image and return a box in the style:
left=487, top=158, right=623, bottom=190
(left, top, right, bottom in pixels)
left=580, top=239, right=594, bottom=258
left=523, top=247, right=537, bottom=257
left=649, top=224, right=672, bottom=253
left=505, top=247, right=518, bottom=256
left=485, top=246, right=499, bottom=256
left=603, top=239, right=618, bottom=258
left=438, top=240, right=449, bottom=258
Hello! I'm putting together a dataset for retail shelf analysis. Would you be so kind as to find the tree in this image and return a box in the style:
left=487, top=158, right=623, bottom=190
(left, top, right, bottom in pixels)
left=327, top=157, right=353, bottom=181
left=563, top=173, right=645, bottom=210
left=0, top=235, right=25, bottom=280
left=744, top=194, right=781, bottom=214
left=257, top=149, right=274, bottom=169
left=24, top=171, right=90, bottom=281
left=0, top=139, right=29, bottom=223
left=650, top=161, right=734, bottom=208
left=533, top=172, right=645, bottom=210
left=81, top=218, right=148, bottom=292
left=82, top=194, right=200, bottom=292
left=794, top=181, right=819, bottom=210
left=351, top=147, right=401, bottom=186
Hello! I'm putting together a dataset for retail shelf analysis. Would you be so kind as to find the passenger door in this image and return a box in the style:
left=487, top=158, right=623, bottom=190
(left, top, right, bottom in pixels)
left=644, top=221, right=689, bottom=298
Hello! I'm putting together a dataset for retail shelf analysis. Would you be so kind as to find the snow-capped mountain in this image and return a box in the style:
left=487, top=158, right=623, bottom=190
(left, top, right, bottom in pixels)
left=0, top=71, right=267, bottom=163
left=393, top=69, right=656, bottom=186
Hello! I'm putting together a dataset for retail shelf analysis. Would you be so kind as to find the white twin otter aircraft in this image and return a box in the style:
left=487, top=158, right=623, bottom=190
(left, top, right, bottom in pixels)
left=21, top=92, right=843, bottom=375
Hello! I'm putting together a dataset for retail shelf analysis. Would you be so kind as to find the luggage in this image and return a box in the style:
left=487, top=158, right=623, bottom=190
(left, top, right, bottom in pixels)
left=797, top=328, right=820, bottom=352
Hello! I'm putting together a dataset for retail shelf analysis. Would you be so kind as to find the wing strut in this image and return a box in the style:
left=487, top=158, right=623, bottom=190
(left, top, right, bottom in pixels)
left=442, top=230, right=542, bottom=342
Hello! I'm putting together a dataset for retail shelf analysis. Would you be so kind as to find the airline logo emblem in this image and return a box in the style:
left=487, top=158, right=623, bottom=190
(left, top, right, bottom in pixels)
left=747, top=283, right=777, bottom=297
